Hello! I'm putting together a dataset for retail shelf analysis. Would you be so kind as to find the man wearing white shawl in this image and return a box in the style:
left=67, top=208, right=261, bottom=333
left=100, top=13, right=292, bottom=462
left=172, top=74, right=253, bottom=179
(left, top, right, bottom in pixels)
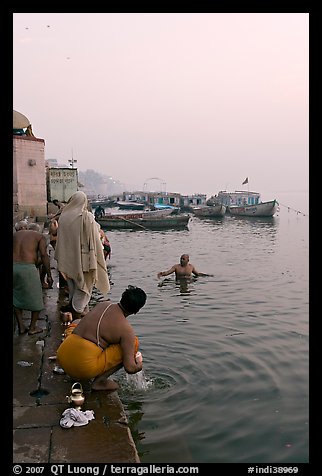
left=55, top=191, right=110, bottom=319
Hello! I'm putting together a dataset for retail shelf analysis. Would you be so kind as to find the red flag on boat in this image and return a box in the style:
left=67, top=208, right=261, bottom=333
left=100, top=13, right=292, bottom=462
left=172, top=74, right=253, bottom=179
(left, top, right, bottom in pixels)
left=242, top=177, right=248, bottom=185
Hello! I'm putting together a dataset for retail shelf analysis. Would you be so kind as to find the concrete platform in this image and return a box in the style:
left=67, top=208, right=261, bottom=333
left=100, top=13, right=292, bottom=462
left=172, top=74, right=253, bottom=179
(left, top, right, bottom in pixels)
left=13, top=257, right=140, bottom=464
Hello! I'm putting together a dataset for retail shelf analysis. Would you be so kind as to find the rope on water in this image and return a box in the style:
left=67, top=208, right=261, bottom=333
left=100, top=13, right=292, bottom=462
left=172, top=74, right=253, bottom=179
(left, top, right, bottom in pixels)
left=278, top=203, right=308, bottom=217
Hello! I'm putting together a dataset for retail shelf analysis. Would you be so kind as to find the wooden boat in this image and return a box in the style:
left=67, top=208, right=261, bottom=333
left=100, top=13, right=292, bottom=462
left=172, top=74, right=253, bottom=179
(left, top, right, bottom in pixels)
left=89, top=199, right=116, bottom=208
left=101, top=208, right=173, bottom=219
left=143, top=208, right=174, bottom=218
left=192, top=204, right=226, bottom=217
left=96, top=213, right=191, bottom=230
left=116, top=201, right=146, bottom=210
left=153, top=203, right=179, bottom=213
left=217, top=190, right=278, bottom=217
left=228, top=200, right=278, bottom=217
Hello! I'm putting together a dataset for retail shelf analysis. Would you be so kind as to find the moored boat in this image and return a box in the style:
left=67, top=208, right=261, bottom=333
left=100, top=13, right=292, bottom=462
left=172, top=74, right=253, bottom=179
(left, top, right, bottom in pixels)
left=96, top=213, right=191, bottom=230
left=217, top=190, right=278, bottom=217
left=228, top=200, right=278, bottom=217
left=100, top=208, right=174, bottom=220
left=143, top=208, right=174, bottom=218
left=116, top=200, right=146, bottom=210
left=89, top=198, right=116, bottom=208
left=192, top=204, right=226, bottom=217
left=152, top=203, right=179, bottom=213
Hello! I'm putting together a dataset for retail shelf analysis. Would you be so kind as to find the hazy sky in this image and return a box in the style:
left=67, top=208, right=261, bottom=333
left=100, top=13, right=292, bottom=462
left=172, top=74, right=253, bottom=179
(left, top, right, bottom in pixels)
left=13, top=13, right=309, bottom=198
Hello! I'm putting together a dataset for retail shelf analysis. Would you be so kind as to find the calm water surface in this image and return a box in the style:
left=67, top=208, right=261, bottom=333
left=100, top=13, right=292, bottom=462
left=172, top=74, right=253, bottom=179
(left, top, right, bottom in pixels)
left=99, top=192, right=309, bottom=463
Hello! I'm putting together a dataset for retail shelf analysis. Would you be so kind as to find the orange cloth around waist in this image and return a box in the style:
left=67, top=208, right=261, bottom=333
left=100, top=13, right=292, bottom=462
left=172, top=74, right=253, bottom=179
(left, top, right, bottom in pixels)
left=57, top=333, right=139, bottom=380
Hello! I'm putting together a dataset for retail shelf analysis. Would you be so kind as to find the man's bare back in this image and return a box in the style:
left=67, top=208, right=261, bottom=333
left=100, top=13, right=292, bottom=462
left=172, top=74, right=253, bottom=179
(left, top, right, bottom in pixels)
left=13, top=230, right=53, bottom=285
left=73, top=301, right=136, bottom=359
left=14, top=230, right=45, bottom=263
left=57, top=286, right=147, bottom=391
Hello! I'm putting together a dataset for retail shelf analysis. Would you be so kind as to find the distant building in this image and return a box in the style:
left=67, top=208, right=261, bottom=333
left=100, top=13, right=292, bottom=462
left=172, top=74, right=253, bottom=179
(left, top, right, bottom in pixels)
left=45, top=158, right=59, bottom=168
left=46, top=167, right=78, bottom=202
left=114, top=191, right=181, bottom=207
left=180, top=194, right=207, bottom=208
left=146, top=191, right=181, bottom=207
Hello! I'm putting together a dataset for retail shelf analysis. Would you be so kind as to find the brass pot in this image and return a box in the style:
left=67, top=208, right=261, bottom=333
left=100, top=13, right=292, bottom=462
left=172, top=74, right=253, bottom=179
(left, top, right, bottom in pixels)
left=66, top=382, right=85, bottom=410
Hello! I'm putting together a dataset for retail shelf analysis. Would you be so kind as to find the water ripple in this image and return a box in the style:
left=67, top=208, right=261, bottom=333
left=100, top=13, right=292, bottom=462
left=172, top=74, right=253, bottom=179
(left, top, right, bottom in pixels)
left=101, top=204, right=308, bottom=463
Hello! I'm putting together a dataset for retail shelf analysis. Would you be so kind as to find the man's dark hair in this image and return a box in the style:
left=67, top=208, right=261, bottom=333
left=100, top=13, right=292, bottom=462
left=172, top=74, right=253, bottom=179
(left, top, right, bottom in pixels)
left=120, top=285, right=147, bottom=314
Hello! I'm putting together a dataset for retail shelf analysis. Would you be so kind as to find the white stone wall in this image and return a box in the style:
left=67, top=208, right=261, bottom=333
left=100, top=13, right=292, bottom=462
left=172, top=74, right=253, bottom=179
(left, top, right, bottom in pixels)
left=13, top=135, right=47, bottom=217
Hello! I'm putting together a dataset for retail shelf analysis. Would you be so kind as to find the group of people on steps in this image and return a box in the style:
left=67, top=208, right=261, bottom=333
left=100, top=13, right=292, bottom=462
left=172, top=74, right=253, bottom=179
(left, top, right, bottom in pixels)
left=13, top=191, right=211, bottom=390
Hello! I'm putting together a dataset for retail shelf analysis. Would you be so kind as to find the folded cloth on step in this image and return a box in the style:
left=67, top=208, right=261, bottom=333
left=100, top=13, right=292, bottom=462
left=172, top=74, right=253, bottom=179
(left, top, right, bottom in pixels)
left=60, top=408, right=95, bottom=428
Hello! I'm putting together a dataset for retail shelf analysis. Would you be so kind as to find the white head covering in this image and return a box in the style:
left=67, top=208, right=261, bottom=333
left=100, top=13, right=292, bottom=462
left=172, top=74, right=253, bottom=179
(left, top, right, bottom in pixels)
left=55, top=191, right=110, bottom=296
left=14, top=220, right=28, bottom=231
left=28, top=223, right=41, bottom=232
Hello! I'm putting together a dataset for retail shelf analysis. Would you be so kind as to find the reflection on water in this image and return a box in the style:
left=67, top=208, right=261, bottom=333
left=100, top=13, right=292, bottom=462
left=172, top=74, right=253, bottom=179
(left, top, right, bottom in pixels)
left=158, top=276, right=198, bottom=295
left=92, top=201, right=308, bottom=463
left=122, top=400, right=146, bottom=453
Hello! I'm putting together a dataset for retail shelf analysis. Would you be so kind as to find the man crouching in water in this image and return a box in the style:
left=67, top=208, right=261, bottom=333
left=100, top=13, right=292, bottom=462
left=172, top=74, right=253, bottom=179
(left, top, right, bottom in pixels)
left=57, top=286, right=147, bottom=391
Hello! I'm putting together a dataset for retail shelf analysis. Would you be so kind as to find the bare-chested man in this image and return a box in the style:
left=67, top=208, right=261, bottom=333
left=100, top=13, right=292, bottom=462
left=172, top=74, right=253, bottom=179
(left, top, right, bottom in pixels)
left=157, top=253, right=212, bottom=279
left=13, top=226, right=53, bottom=335
left=57, top=285, right=147, bottom=391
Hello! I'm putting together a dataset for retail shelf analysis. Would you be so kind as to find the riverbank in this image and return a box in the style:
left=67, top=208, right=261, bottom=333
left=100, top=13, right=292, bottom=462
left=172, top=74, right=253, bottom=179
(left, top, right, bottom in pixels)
left=13, top=238, right=140, bottom=463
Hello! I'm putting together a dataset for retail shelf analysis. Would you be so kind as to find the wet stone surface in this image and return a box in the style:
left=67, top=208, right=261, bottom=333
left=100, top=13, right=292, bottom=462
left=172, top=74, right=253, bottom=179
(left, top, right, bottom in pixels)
left=13, top=260, right=140, bottom=464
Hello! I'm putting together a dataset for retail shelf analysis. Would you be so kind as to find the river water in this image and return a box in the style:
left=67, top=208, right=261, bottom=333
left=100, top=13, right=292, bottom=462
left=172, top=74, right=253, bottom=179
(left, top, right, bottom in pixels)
left=99, top=191, right=309, bottom=464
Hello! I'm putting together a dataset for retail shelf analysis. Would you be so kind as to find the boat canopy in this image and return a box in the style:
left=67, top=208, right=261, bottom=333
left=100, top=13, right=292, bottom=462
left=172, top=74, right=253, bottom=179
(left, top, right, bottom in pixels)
left=217, top=190, right=261, bottom=207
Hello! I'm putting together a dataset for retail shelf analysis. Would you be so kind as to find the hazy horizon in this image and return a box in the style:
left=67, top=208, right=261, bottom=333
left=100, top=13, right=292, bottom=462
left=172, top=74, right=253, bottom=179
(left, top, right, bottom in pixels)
left=13, top=13, right=309, bottom=199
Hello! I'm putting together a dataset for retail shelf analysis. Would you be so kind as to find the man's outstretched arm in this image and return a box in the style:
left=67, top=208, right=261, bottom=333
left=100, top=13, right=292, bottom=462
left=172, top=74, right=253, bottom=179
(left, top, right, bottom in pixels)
left=157, top=265, right=177, bottom=279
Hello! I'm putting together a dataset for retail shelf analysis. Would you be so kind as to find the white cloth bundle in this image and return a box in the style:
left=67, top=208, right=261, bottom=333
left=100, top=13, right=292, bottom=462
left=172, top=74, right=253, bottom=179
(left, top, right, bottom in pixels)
left=60, top=408, right=95, bottom=428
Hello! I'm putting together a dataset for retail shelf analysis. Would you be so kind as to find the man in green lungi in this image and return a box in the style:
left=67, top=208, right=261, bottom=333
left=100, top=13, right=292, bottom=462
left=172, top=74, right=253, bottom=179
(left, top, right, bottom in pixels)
left=13, top=225, right=53, bottom=335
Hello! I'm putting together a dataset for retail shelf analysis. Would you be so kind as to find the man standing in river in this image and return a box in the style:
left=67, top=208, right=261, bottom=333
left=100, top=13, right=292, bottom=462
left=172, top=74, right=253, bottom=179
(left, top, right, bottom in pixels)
left=157, top=253, right=212, bottom=279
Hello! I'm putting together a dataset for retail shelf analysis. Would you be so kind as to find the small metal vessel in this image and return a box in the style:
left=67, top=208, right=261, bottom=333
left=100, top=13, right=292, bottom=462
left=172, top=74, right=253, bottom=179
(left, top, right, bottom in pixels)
left=66, top=382, right=85, bottom=410
left=60, top=311, right=73, bottom=327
